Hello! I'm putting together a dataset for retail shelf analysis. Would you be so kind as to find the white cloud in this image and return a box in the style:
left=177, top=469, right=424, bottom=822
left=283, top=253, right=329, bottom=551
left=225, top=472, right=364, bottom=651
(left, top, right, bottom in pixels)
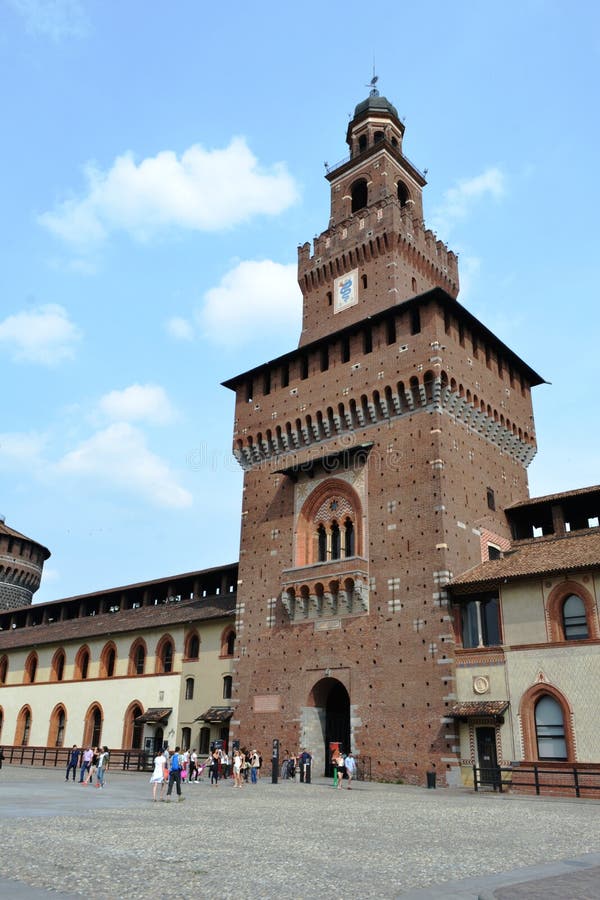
left=39, top=138, right=298, bottom=248
left=431, top=167, right=506, bottom=235
left=198, top=259, right=302, bottom=346
left=98, top=384, right=177, bottom=426
left=58, top=423, right=192, bottom=509
left=0, top=304, right=81, bottom=365
left=0, top=431, right=46, bottom=470
left=7, top=0, right=89, bottom=40
left=166, top=316, right=195, bottom=342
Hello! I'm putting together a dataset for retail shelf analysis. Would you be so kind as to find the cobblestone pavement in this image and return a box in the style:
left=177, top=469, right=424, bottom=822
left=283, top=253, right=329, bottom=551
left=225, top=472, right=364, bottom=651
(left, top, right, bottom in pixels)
left=0, top=767, right=600, bottom=899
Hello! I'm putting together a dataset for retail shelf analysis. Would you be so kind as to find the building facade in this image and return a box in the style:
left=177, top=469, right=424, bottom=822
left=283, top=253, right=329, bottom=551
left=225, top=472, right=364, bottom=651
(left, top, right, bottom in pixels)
left=449, top=485, right=600, bottom=787
left=224, top=87, right=543, bottom=784
left=0, top=564, right=237, bottom=756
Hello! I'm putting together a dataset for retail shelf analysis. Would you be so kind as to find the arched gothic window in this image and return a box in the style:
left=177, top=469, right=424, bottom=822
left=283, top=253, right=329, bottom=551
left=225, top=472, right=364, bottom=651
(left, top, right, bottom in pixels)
left=344, top=518, right=355, bottom=557
left=296, top=479, right=363, bottom=568
left=562, top=594, right=588, bottom=640
left=16, top=706, right=31, bottom=745
left=185, top=632, right=200, bottom=660
left=51, top=649, right=66, bottom=682
left=223, top=675, right=233, bottom=700
left=185, top=677, right=194, bottom=700
left=0, top=656, right=7, bottom=684
left=129, top=640, right=146, bottom=676
left=535, top=695, right=567, bottom=760
left=397, top=180, right=410, bottom=206
left=24, top=652, right=38, bottom=684
left=331, top=521, right=341, bottom=560
left=318, top=525, right=327, bottom=562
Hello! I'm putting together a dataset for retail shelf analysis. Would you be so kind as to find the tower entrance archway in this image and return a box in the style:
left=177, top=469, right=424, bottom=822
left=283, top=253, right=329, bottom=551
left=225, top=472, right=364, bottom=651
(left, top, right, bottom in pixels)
left=304, top=677, right=351, bottom=776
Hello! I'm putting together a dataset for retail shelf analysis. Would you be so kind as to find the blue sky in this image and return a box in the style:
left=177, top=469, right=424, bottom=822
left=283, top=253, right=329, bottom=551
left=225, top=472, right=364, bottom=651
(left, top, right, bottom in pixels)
left=1, top=0, right=598, bottom=604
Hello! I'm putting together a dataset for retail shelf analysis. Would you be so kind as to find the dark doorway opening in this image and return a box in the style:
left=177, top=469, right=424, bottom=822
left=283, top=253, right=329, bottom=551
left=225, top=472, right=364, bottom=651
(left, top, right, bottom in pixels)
left=324, top=681, right=351, bottom=776
left=476, top=726, right=499, bottom=786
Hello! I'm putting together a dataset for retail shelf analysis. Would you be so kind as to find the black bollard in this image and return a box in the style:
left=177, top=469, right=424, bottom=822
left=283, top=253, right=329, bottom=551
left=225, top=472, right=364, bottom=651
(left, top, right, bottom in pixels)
left=305, top=760, right=311, bottom=784
left=271, top=738, right=279, bottom=784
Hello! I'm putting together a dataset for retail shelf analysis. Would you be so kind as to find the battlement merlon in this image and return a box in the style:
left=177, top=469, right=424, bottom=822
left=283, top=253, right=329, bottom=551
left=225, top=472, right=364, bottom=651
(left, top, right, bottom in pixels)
left=297, top=197, right=459, bottom=295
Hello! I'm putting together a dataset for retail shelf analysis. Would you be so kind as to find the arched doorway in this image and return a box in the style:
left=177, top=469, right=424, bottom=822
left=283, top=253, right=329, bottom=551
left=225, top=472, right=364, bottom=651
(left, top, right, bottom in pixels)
left=305, top=677, right=351, bottom=776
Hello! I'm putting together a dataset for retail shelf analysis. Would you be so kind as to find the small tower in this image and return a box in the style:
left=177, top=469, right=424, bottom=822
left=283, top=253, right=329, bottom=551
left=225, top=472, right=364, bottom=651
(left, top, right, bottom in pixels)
left=0, top=518, right=50, bottom=609
left=298, top=84, right=459, bottom=346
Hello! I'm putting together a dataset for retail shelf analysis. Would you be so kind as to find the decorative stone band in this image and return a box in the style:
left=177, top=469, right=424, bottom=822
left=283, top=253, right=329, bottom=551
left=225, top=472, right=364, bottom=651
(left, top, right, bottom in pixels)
left=280, top=562, right=369, bottom=624
left=233, top=376, right=537, bottom=471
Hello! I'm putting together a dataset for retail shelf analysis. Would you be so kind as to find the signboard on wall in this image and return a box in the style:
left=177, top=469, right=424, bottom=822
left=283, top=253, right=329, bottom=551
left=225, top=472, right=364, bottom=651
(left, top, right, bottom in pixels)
left=334, top=269, right=359, bottom=314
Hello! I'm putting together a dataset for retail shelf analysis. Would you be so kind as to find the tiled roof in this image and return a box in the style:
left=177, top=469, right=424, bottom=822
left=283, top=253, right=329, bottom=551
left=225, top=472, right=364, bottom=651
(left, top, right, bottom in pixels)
left=0, top=521, right=50, bottom=558
left=450, top=530, right=600, bottom=593
left=0, top=595, right=235, bottom=650
left=195, top=707, right=234, bottom=723
left=448, top=701, right=509, bottom=718
left=134, top=708, right=172, bottom=725
left=506, top=484, right=600, bottom=509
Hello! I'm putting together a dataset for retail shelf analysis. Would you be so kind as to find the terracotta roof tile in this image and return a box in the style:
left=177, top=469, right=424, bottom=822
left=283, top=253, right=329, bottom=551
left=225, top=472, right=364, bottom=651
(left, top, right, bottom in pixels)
left=448, top=701, right=509, bottom=717
left=506, top=484, right=600, bottom=509
left=0, top=594, right=235, bottom=651
left=450, top=530, right=600, bottom=593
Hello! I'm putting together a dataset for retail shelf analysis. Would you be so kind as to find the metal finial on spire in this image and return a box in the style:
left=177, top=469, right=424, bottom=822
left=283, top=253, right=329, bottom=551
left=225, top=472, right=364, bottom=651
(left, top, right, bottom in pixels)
left=366, top=59, right=379, bottom=97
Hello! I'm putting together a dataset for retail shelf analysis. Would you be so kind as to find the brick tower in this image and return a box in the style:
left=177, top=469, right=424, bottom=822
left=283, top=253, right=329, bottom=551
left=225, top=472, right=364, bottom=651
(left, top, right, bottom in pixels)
left=0, top=517, right=50, bottom=609
left=224, top=86, right=543, bottom=784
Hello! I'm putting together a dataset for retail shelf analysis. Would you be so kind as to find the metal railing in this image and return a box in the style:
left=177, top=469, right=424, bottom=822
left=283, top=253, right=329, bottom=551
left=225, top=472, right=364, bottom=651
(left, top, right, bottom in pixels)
left=473, top=763, right=600, bottom=798
left=1, top=745, right=153, bottom=772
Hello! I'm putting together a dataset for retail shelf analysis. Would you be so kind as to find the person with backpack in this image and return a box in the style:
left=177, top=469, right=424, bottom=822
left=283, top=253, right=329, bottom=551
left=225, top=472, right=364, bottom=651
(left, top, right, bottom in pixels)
left=166, top=746, right=185, bottom=801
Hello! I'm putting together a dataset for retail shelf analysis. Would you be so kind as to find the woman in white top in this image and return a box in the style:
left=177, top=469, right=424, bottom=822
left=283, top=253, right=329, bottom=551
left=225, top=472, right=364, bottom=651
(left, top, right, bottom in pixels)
left=150, top=750, right=167, bottom=801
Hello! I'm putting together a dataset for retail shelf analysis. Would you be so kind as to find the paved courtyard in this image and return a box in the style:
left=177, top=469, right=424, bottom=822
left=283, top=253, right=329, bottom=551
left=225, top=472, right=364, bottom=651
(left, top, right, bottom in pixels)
left=0, top=766, right=599, bottom=899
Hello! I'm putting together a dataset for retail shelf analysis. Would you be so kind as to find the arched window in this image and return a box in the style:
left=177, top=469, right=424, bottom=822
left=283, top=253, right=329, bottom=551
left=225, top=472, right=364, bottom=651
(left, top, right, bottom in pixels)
left=16, top=706, right=32, bottom=745
left=397, top=180, right=410, bottom=207
left=51, top=649, right=66, bottom=682
left=562, top=594, right=589, bottom=640
left=317, top=524, right=327, bottom=562
left=374, top=130, right=384, bottom=143
left=83, top=704, right=103, bottom=748
left=181, top=726, right=191, bottom=750
left=100, top=642, right=117, bottom=678
left=156, top=636, right=175, bottom=674
left=74, top=646, right=90, bottom=680
left=226, top=631, right=236, bottom=657
left=344, top=518, right=355, bottom=557
left=547, top=582, right=597, bottom=642
left=535, top=695, right=567, bottom=760
left=122, top=701, right=144, bottom=749
left=185, top=631, right=200, bottom=660
left=0, top=655, right=8, bottom=684
left=24, top=651, right=38, bottom=684
left=358, top=134, right=367, bottom=153
left=351, top=179, right=368, bottom=213
left=331, top=521, right=341, bottom=560
left=199, top=726, right=210, bottom=755
left=185, top=677, right=194, bottom=700
left=128, top=640, right=146, bottom=676
left=223, top=675, right=233, bottom=700
left=48, top=705, right=67, bottom=747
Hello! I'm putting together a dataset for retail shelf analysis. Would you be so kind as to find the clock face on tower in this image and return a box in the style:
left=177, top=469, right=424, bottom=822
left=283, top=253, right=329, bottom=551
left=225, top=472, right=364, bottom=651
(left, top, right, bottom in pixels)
left=334, top=268, right=359, bottom=314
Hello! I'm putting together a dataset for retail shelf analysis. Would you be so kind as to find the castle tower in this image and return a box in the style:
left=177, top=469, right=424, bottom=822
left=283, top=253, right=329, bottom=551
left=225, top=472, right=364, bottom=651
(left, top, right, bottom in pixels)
left=0, top=518, right=50, bottom=609
left=224, top=87, right=543, bottom=784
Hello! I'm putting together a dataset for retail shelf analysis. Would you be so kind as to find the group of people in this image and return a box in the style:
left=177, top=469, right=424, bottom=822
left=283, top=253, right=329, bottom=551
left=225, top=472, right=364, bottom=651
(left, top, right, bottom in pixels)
left=149, top=745, right=264, bottom=800
left=331, top=748, right=357, bottom=789
left=65, top=744, right=110, bottom=788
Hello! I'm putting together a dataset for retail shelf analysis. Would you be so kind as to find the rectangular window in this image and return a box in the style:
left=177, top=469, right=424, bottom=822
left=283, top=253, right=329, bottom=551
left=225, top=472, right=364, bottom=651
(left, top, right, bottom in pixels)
left=410, top=308, right=421, bottom=335
left=461, top=596, right=501, bottom=648
left=487, top=488, right=496, bottom=511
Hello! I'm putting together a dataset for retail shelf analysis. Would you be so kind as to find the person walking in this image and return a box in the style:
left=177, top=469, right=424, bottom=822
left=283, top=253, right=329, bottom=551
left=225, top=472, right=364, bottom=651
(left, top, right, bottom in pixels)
left=79, top=747, right=93, bottom=784
left=166, top=746, right=185, bottom=801
left=65, top=745, right=80, bottom=782
left=96, top=746, right=109, bottom=788
left=344, top=751, right=356, bottom=789
left=210, top=748, right=220, bottom=786
left=250, top=749, right=260, bottom=784
left=150, top=747, right=167, bottom=801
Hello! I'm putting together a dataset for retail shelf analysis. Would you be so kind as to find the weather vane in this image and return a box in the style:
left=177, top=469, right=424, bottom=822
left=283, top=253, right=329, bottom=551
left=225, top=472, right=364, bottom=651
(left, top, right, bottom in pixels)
left=366, top=60, right=379, bottom=97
